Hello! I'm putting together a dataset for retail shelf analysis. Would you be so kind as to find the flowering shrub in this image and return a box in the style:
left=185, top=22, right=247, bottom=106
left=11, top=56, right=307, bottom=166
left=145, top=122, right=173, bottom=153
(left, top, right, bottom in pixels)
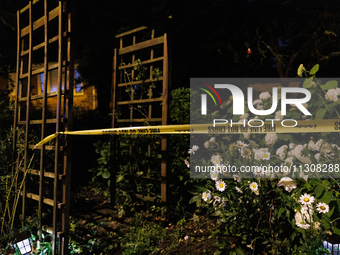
left=189, top=65, right=340, bottom=254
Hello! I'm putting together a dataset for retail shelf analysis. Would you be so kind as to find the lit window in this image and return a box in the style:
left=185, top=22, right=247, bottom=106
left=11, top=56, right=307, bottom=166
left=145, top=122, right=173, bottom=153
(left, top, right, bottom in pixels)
left=74, top=70, right=82, bottom=93
left=18, top=81, right=21, bottom=97
left=49, top=70, right=58, bottom=93
left=40, top=73, right=44, bottom=94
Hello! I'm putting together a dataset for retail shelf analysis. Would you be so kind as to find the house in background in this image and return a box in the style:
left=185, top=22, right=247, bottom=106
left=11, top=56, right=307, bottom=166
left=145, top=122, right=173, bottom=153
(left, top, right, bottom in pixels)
left=5, top=64, right=98, bottom=115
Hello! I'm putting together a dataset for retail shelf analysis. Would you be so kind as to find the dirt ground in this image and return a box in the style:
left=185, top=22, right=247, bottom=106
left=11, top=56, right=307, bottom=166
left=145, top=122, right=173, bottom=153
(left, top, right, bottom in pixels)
left=69, top=185, right=236, bottom=255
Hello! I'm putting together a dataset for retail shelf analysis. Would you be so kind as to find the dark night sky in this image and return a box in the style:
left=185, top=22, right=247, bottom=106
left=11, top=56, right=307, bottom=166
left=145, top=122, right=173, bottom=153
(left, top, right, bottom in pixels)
left=1, top=0, right=340, bottom=80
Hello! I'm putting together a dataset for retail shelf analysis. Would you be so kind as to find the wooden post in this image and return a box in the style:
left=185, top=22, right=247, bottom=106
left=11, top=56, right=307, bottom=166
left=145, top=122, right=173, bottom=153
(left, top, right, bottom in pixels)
left=110, top=48, right=118, bottom=206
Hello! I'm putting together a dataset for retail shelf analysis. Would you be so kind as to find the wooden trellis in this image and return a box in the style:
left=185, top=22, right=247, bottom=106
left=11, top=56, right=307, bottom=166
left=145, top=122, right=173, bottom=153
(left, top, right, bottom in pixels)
left=12, top=0, right=74, bottom=254
left=111, top=26, right=169, bottom=204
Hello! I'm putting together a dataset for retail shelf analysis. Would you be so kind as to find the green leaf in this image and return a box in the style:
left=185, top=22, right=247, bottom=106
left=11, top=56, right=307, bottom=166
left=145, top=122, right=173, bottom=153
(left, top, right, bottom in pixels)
left=102, top=170, right=110, bottom=179
left=117, top=175, right=124, bottom=183
left=315, top=108, right=327, bottom=119
left=212, top=210, right=222, bottom=216
left=321, top=80, right=338, bottom=90
left=310, top=64, right=319, bottom=75
left=326, top=206, right=335, bottom=217
left=278, top=134, right=293, bottom=142
left=189, top=195, right=200, bottom=204
left=310, top=153, right=317, bottom=164
left=214, top=251, right=222, bottom=255
left=234, top=247, right=246, bottom=255
left=278, top=207, right=285, bottom=218
left=290, top=111, right=301, bottom=120
left=314, top=185, right=324, bottom=198
left=332, top=227, right=340, bottom=235
left=320, top=191, right=332, bottom=204
left=210, top=230, right=221, bottom=238
left=303, top=77, right=313, bottom=88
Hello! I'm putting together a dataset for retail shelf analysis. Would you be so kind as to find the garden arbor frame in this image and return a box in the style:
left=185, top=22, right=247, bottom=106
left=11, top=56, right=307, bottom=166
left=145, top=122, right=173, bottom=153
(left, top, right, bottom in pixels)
left=12, top=0, right=74, bottom=254
left=111, top=26, right=169, bottom=204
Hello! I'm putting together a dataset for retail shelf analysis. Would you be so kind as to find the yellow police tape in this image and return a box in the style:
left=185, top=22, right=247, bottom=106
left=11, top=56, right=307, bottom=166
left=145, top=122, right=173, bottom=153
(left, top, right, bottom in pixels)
left=34, top=119, right=340, bottom=149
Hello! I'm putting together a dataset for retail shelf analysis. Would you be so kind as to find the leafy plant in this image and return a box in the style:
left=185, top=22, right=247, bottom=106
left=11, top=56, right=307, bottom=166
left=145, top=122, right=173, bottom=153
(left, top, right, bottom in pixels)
left=189, top=65, right=340, bottom=254
left=120, top=213, right=167, bottom=255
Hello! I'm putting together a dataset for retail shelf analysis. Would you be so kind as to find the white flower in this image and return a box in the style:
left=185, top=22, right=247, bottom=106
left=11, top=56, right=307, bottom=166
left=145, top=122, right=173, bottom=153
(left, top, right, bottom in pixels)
left=312, top=221, right=321, bottom=231
left=243, top=133, right=250, bottom=140
left=276, top=145, right=288, bottom=159
left=204, top=141, right=210, bottom=149
left=253, top=148, right=263, bottom=160
left=315, top=153, right=321, bottom=162
left=301, top=205, right=314, bottom=220
left=216, top=180, right=227, bottom=192
left=236, top=140, right=247, bottom=149
left=184, top=235, right=189, bottom=241
left=265, top=133, right=278, bottom=145
left=299, top=193, right=315, bottom=206
left=288, top=144, right=304, bottom=158
left=188, top=145, right=199, bottom=154
left=215, top=164, right=226, bottom=173
left=277, top=177, right=297, bottom=192
left=235, top=187, right=243, bottom=193
left=211, top=154, right=222, bottom=165
left=249, top=182, right=258, bottom=192
left=285, top=157, right=294, bottom=166
left=315, top=139, right=323, bottom=151
left=253, top=166, right=264, bottom=176
left=261, top=150, right=271, bottom=160
left=240, top=113, right=249, bottom=119
left=295, top=205, right=313, bottom=229
left=221, top=197, right=226, bottom=207
left=295, top=212, right=311, bottom=229
left=209, top=137, right=215, bottom=142
left=275, top=110, right=284, bottom=121
left=256, top=104, right=264, bottom=110
left=252, top=99, right=262, bottom=106
left=308, top=140, right=317, bottom=151
left=202, top=190, right=211, bottom=201
left=325, top=88, right=339, bottom=102
left=298, top=155, right=312, bottom=164
left=332, top=144, right=340, bottom=150
left=297, top=64, right=306, bottom=77
left=290, top=102, right=308, bottom=109
left=214, top=196, right=221, bottom=203
left=184, top=160, right=190, bottom=168
left=240, top=147, right=252, bottom=159
left=210, top=171, right=219, bottom=181
left=320, top=143, right=332, bottom=155
left=233, top=174, right=241, bottom=182
left=247, top=244, right=254, bottom=250
left=253, top=148, right=270, bottom=161
left=254, top=190, right=260, bottom=195
left=259, top=91, right=271, bottom=100
left=316, top=202, right=330, bottom=214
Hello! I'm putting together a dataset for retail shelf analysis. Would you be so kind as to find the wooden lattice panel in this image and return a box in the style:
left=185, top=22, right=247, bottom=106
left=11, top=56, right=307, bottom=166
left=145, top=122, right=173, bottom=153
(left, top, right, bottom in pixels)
left=12, top=0, right=74, bottom=254
left=111, top=26, right=169, bottom=204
